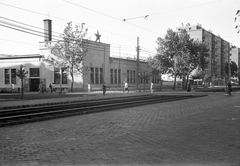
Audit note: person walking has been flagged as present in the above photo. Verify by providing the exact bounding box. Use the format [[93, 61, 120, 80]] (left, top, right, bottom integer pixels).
[[88, 83, 91, 93], [227, 80, 232, 95], [123, 81, 129, 93], [49, 83, 53, 93], [150, 82, 153, 93], [187, 82, 191, 92], [11, 83, 14, 93], [103, 82, 107, 95], [39, 81, 44, 94]]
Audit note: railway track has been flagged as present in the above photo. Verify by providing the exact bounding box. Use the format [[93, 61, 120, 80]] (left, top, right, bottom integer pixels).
[[0, 94, 206, 127]]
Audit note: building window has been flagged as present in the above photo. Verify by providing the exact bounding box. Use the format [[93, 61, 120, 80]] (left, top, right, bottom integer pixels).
[[4, 69, 10, 84], [54, 69, 60, 84], [100, 68, 103, 84], [90, 67, 94, 84], [118, 69, 121, 84], [130, 70, 132, 84], [95, 68, 99, 84], [133, 70, 135, 84], [30, 68, 39, 77], [62, 70, 68, 84], [127, 70, 129, 83], [114, 69, 117, 84], [54, 68, 68, 84], [110, 69, 113, 84], [11, 69, 16, 84]]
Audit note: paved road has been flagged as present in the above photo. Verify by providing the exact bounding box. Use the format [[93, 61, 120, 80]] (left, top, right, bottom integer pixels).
[[0, 92, 240, 166]]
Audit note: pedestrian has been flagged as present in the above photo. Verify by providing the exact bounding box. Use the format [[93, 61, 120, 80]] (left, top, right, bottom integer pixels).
[[150, 82, 153, 93], [88, 83, 91, 93], [39, 81, 44, 94], [52, 83, 55, 93], [187, 82, 191, 92], [227, 80, 232, 95], [103, 82, 107, 95], [123, 81, 129, 93], [11, 83, 14, 93], [49, 83, 53, 93]]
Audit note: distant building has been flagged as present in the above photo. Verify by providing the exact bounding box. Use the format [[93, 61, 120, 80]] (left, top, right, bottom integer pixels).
[[0, 20, 162, 92], [176, 24, 231, 85], [230, 47, 240, 68]]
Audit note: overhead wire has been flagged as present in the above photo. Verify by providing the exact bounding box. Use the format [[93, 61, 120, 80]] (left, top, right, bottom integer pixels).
[[0, 2, 139, 43], [0, 15, 141, 54]]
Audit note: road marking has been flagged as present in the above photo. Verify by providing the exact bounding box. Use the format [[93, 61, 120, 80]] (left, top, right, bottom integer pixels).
[[233, 106, 240, 107]]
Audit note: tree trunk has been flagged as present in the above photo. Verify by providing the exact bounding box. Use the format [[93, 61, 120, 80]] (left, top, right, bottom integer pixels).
[[21, 79, 23, 99], [71, 74, 74, 92], [60, 68, 62, 94], [173, 73, 177, 90], [186, 74, 189, 89]]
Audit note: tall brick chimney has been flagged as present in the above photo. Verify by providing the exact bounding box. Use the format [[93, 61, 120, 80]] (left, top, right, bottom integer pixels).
[[44, 19, 52, 41]]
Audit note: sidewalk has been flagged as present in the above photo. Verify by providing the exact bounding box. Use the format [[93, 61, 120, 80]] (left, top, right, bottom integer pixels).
[[0, 90, 147, 110], [1, 92, 239, 165], [0, 89, 220, 110]]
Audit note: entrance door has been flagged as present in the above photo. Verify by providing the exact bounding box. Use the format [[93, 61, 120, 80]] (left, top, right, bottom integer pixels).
[[29, 79, 39, 91]]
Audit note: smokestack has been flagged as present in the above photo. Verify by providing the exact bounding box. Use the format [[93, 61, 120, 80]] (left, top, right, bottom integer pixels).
[[44, 19, 52, 41]]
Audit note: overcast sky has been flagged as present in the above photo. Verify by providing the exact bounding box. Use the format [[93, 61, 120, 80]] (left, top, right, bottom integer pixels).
[[0, 0, 239, 58]]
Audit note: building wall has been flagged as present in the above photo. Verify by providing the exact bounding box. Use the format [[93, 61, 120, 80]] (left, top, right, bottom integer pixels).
[[176, 24, 230, 84]]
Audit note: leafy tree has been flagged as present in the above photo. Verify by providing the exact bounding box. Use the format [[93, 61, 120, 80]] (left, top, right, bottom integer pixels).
[[154, 29, 200, 89], [196, 40, 210, 81], [155, 29, 181, 89], [225, 61, 238, 77], [16, 65, 28, 98], [44, 22, 88, 92]]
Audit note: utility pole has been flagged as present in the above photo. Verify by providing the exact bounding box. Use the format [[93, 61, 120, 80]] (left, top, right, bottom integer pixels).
[[136, 37, 140, 92], [119, 46, 121, 90]]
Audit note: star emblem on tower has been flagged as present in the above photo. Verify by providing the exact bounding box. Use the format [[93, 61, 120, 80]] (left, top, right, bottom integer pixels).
[[95, 30, 101, 42]]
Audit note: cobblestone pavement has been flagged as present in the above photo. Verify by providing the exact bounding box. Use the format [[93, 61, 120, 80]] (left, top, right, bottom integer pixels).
[[0, 92, 240, 166]]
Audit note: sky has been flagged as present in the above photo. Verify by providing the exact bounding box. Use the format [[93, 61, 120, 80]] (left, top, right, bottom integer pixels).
[[0, 0, 239, 59]]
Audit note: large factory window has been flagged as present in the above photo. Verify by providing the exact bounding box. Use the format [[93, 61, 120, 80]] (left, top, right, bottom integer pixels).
[[11, 69, 16, 84], [90, 67, 94, 84], [30, 68, 39, 77], [110, 69, 113, 84], [95, 68, 99, 84], [118, 69, 121, 84], [100, 68, 103, 84], [4, 69, 10, 84], [54, 68, 67, 84], [114, 69, 117, 84], [127, 70, 129, 83], [133, 71, 135, 84], [130, 70, 132, 84]]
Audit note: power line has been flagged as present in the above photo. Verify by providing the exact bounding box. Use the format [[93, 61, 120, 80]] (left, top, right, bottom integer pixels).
[[0, 2, 139, 44], [0, 19, 61, 40], [63, 0, 161, 36], [122, 0, 224, 21], [0, 37, 39, 46], [0, 16, 142, 53], [0, 16, 61, 35], [0, 15, 155, 55]]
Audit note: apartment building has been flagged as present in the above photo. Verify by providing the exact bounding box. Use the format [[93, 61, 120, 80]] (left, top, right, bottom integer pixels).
[[176, 24, 230, 85]]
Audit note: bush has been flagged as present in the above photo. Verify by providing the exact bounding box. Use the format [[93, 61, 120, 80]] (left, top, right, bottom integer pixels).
[[0, 88, 11, 93]]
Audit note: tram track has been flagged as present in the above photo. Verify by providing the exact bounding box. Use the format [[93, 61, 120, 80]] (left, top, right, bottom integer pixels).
[[0, 94, 206, 127]]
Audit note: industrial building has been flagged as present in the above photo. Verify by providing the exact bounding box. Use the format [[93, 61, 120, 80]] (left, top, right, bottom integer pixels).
[[0, 20, 160, 93]]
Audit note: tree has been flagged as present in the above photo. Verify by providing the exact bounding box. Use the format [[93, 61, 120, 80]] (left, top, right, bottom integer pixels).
[[235, 10, 240, 33], [154, 29, 200, 89], [195, 40, 210, 82], [225, 61, 238, 77], [44, 22, 88, 92], [16, 65, 28, 98]]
